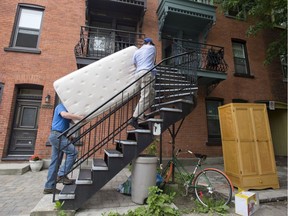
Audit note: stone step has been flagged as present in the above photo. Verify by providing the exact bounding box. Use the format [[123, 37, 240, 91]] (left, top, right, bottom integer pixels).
[[0, 163, 30, 175]]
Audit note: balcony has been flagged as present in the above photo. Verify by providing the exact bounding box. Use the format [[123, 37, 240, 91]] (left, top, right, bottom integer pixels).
[[86, 0, 147, 27], [157, 0, 216, 38], [169, 38, 228, 88], [74, 26, 145, 68]]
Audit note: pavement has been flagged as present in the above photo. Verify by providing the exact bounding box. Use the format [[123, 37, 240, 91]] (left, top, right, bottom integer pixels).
[[0, 157, 287, 216]]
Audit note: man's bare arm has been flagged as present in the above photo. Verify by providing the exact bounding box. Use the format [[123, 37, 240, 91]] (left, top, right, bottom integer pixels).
[[60, 111, 84, 121]]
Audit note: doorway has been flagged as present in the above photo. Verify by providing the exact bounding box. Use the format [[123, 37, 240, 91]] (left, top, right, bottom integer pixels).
[[8, 86, 42, 157]]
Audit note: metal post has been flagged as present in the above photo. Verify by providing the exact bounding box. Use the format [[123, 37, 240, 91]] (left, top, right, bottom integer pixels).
[[159, 133, 162, 164], [172, 123, 175, 183]]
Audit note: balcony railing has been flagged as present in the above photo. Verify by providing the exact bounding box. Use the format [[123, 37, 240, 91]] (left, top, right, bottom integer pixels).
[[170, 38, 228, 72], [74, 26, 145, 59]]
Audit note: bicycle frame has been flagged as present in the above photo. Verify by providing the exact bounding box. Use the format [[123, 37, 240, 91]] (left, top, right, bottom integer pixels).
[[161, 149, 234, 206], [163, 149, 225, 194], [162, 150, 206, 194]]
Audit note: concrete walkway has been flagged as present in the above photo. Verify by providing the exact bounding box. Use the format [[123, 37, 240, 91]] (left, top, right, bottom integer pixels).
[[0, 158, 287, 216]]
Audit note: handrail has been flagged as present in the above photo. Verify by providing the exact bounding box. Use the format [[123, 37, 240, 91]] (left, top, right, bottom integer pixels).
[[58, 50, 193, 139], [55, 49, 198, 179]]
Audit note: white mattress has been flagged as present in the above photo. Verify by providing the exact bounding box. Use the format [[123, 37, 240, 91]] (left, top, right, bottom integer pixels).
[[53, 46, 138, 121]]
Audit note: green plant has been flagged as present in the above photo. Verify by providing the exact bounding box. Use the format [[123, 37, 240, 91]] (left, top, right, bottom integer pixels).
[[143, 186, 180, 216], [193, 198, 230, 215], [54, 201, 67, 216], [103, 186, 180, 216], [145, 138, 159, 156], [29, 155, 41, 161]]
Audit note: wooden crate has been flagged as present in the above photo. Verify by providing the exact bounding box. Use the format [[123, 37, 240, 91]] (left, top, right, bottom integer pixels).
[[218, 103, 279, 190]]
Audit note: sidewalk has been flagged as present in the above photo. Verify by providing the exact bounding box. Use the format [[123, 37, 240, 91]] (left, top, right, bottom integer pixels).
[[0, 157, 286, 216]]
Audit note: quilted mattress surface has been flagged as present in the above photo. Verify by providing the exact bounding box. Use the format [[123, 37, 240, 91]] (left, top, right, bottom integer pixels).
[[53, 46, 138, 121]]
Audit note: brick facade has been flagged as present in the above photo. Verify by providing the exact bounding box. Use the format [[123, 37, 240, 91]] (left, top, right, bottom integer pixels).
[[0, 1, 286, 160]]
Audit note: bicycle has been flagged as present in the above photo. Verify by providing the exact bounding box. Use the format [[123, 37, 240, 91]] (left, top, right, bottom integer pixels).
[[160, 149, 234, 207]]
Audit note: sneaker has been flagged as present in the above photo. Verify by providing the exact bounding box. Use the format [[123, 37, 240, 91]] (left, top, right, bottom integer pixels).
[[43, 188, 61, 194], [128, 117, 140, 129], [57, 175, 73, 185]]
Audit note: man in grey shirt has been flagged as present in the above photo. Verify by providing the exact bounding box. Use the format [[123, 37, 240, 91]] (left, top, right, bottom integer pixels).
[[129, 37, 156, 129]]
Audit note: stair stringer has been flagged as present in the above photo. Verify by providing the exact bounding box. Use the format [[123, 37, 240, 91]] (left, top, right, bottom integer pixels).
[[60, 97, 197, 210]]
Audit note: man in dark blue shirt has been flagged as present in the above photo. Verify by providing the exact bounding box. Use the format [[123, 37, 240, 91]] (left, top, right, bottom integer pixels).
[[44, 103, 84, 194]]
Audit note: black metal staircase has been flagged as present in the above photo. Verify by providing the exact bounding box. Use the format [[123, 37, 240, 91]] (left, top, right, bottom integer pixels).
[[54, 51, 199, 210]]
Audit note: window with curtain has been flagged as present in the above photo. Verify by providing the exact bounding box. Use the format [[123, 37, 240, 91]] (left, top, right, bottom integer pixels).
[[232, 40, 251, 76]]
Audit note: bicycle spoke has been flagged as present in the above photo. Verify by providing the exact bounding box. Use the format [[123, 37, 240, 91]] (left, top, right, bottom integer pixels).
[[194, 169, 232, 207]]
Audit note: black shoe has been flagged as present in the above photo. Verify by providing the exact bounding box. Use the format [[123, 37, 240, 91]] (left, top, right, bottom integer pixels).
[[57, 175, 73, 185], [128, 117, 140, 129], [43, 188, 61, 194]]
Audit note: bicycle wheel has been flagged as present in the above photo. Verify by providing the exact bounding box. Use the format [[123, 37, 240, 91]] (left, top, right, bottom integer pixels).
[[193, 168, 233, 207]]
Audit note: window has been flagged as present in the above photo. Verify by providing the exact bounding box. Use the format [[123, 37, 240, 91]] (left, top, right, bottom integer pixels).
[[272, 9, 287, 29], [224, 3, 246, 20], [280, 54, 287, 82], [205, 98, 223, 145], [6, 4, 44, 52], [232, 40, 251, 76]]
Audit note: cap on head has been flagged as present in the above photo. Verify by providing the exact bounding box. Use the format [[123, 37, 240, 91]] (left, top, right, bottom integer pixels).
[[143, 38, 154, 45]]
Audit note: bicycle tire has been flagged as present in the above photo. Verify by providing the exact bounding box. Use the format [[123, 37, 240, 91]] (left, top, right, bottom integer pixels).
[[193, 168, 233, 207]]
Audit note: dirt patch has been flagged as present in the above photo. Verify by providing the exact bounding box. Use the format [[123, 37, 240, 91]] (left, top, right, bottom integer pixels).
[[173, 193, 196, 213]]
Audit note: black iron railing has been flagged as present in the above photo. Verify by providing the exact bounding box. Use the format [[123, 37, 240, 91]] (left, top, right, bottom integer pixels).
[[170, 38, 228, 72], [74, 26, 145, 59], [55, 50, 198, 179]]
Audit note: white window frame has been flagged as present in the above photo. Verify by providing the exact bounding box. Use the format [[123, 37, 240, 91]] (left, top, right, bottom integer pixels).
[[232, 41, 250, 75], [11, 4, 44, 50]]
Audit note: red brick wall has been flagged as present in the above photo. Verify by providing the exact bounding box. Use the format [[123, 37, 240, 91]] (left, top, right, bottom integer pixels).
[[0, 1, 286, 160], [142, 4, 286, 158], [0, 0, 85, 159], [207, 8, 286, 103]]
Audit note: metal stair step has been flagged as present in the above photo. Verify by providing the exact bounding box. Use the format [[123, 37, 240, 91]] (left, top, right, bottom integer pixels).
[[156, 66, 178, 72], [104, 149, 123, 157], [155, 83, 192, 88], [58, 184, 77, 200], [127, 129, 151, 134], [152, 99, 194, 109], [156, 77, 190, 83], [141, 118, 163, 123], [115, 140, 137, 145], [156, 73, 187, 80], [155, 86, 197, 93], [155, 92, 193, 100], [76, 169, 93, 185], [160, 107, 182, 112], [92, 158, 108, 170]]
